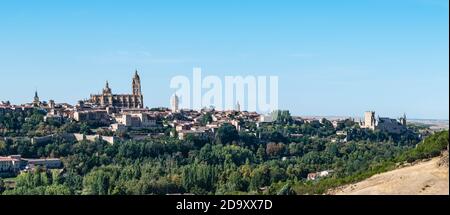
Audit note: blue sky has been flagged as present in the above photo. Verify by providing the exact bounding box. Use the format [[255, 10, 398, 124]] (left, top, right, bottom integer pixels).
[[0, 0, 448, 119]]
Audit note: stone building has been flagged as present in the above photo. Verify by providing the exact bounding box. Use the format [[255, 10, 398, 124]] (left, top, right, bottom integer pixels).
[[114, 112, 157, 128], [362, 111, 377, 130], [361, 111, 408, 134], [377, 117, 407, 134], [73, 109, 110, 124], [89, 71, 144, 109]]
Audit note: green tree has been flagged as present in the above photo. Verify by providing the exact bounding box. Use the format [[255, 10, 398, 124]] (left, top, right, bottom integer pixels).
[[277, 183, 296, 195], [256, 145, 266, 161], [215, 123, 239, 145], [249, 165, 271, 191], [200, 112, 213, 126], [0, 178, 5, 193], [79, 123, 91, 135], [44, 184, 71, 195]]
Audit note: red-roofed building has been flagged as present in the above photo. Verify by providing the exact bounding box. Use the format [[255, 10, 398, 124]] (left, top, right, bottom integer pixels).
[[0, 156, 21, 173]]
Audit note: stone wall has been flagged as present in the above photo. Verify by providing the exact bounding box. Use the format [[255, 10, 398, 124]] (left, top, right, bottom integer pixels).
[[31, 133, 118, 145]]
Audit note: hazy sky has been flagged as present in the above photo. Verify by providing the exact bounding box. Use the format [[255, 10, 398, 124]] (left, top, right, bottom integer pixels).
[[0, 0, 448, 119]]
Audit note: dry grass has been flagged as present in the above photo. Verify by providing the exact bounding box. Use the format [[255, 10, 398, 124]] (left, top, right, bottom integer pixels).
[[330, 157, 449, 195]]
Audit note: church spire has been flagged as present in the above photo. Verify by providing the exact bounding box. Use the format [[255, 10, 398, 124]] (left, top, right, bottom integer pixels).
[[34, 90, 39, 101], [134, 70, 140, 80], [132, 71, 144, 108], [132, 71, 142, 96], [33, 90, 40, 107]]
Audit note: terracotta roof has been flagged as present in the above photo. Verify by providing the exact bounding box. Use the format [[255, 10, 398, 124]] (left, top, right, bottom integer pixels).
[[0, 156, 20, 162]]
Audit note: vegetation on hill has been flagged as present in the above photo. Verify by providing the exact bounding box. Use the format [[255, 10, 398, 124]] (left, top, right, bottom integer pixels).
[[289, 130, 449, 194], [398, 131, 448, 162], [1, 109, 443, 195]]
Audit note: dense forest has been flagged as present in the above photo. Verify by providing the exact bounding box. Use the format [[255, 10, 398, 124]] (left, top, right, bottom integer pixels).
[[0, 109, 447, 195]]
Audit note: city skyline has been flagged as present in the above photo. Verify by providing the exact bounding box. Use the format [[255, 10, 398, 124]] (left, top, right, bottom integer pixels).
[[0, 0, 448, 119], [1, 70, 445, 121]]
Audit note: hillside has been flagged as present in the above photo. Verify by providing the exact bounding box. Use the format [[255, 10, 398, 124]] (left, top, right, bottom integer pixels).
[[329, 154, 449, 195]]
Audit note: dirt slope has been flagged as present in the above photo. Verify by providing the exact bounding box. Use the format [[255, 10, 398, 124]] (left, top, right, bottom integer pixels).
[[330, 157, 449, 195]]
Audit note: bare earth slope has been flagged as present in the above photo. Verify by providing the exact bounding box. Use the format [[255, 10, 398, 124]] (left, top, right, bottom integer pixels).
[[330, 157, 449, 195]]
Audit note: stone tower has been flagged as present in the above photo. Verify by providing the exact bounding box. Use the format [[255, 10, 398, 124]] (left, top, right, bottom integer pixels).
[[33, 91, 40, 107], [132, 70, 144, 108], [364, 111, 376, 130], [400, 113, 407, 126], [132, 71, 142, 96]]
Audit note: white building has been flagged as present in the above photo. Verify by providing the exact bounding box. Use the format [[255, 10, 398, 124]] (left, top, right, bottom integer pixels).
[[171, 94, 180, 113], [0, 156, 21, 173], [259, 115, 274, 123]]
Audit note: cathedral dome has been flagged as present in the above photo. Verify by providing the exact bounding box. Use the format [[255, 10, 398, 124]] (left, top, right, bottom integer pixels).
[[103, 81, 112, 94]]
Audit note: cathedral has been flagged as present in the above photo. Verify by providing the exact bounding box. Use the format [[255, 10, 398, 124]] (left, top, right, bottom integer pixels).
[[89, 71, 144, 109]]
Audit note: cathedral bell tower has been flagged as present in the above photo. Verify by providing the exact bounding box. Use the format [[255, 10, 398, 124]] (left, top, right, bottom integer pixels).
[[33, 90, 40, 107], [132, 70, 144, 108], [132, 70, 142, 96]]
